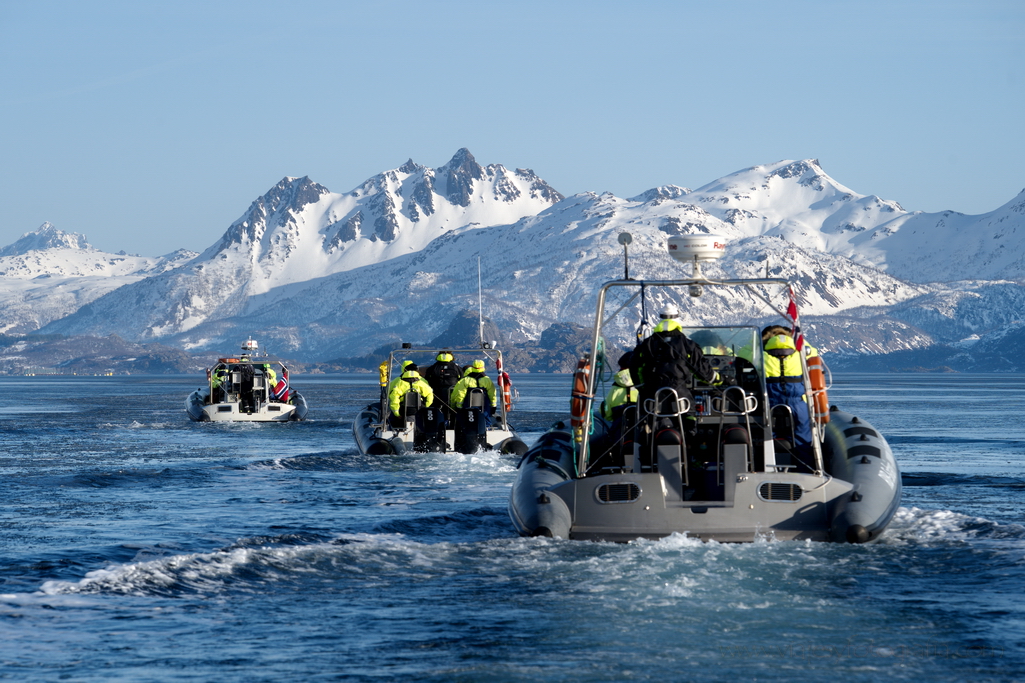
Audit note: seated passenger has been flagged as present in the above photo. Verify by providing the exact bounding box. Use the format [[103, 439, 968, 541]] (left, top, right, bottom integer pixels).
[[629, 305, 717, 413], [601, 353, 638, 422], [689, 330, 728, 356], [261, 363, 277, 391], [423, 351, 462, 421], [450, 360, 497, 426], [210, 365, 230, 403], [388, 362, 434, 429]]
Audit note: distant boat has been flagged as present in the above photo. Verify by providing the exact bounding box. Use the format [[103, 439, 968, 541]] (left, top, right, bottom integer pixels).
[[353, 346, 528, 456], [185, 338, 308, 422], [509, 234, 901, 543]]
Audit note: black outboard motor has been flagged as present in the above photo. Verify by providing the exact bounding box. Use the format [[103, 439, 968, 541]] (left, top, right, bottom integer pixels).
[[455, 388, 488, 453], [414, 406, 446, 452]]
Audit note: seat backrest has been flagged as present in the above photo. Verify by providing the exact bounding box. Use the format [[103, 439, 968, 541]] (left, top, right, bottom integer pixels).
[[771, 404, 795, 441], [403, 391, 423, 417], [465, 387, 485, 409]]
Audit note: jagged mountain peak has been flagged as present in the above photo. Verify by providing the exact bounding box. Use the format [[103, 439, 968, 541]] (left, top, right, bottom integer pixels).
[[0, 222, 93, 256], [398, 158, 423, 174], [630, 185, 692, 203], [210, 176, 330, 254], [436, 147, 485, 207]]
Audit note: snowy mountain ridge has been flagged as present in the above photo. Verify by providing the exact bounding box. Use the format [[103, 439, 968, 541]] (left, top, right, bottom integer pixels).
[[0, 222, 197, 334], [6, 152, 1025, 366]]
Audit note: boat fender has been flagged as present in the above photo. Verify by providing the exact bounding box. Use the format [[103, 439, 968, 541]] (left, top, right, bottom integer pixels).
[[807, 354, 830, 425], [846, 524, 870, 544], [532, 492, 571, 539], [499, 437, 529, 457], [570, 358, 592, 435]]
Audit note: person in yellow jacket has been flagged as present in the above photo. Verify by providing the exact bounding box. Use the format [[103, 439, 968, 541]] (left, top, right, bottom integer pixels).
[[601, 353, 639, 421], [388, 363, 433, 427], [261, 363, 277, 388], [387, 360, 415, 393], [210, 365, 230, 403], [762, 326, 818, 455], [450, 360, 497, 425]]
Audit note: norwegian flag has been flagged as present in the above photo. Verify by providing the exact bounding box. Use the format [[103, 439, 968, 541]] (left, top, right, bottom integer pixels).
[[271, 366, 290, 401], [786, 287, 805, 351]]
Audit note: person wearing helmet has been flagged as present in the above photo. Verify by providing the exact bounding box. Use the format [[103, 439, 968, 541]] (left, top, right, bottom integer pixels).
[[387, 360, 416, 393], [387, 362, 434, 428], [688, 330, 728, 356], [629, 304, 716, 411], [763, 328, 819, 458], [423, 350, 462, 420], [450, 359, 498, 425], [261, 363, 277, 387], [210, 364, 231, 403], [601, 352, 639, 421]]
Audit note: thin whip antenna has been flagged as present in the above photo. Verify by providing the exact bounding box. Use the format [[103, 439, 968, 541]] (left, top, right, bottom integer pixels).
[[478, 256, 485, 348]]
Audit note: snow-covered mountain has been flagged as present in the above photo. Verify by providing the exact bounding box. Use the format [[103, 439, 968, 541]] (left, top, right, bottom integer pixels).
[[0, 223, 196, 334], [159, 189, 938, 360], [650, 159, 1025, 283], [14, 155, 1025, 367], [40, 149, 563, 340]]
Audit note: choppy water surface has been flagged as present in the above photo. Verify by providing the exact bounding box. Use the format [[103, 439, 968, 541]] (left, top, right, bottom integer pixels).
[[1, 373, 1023, 681]]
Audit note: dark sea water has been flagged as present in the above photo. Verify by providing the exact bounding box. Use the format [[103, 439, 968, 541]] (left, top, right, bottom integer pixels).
[[1, 373, 1023, 682]]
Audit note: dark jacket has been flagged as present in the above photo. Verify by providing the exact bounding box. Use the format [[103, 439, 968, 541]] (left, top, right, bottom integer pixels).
[[423, 359, 463, 404], [629, 322, 715, 403]]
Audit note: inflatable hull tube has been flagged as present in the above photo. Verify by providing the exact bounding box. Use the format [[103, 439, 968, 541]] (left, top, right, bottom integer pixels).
[[353, 404, 399, 455], [496, 436, 529, 457], [508, 429, 576, 538], [823, 408, 902, 543]]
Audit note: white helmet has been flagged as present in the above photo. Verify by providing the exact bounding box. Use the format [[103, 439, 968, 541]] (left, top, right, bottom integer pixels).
[[660, 303, 681, 319]]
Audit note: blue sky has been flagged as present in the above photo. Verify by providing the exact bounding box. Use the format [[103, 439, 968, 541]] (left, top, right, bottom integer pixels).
[[1, 0, 1022, 256]]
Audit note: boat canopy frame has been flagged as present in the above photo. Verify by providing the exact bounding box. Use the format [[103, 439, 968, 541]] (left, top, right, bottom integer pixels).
[[578, 275, 825, 478]]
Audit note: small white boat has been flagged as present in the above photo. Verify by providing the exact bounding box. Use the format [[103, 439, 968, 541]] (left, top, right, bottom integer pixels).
[[353, 346, 528, 456], [185, 338, 308, 422], [509, 234, 901, 543]]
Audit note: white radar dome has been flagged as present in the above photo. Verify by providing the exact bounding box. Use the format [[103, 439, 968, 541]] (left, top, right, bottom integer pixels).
[[667, 235, 727, 263]]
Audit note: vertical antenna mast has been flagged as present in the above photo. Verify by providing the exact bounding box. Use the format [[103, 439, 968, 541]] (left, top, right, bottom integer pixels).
[[618, 232, 632, 279], [478, 256, 485, 348]]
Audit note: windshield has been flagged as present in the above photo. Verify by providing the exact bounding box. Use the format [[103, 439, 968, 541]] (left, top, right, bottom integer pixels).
[[681, 326, 763, 373]]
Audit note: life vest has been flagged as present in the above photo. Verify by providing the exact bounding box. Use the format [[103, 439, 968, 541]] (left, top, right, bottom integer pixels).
[[764, 334, 803, 380]]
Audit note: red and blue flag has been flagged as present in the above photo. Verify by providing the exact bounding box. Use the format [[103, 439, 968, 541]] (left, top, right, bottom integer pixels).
[[271, 366, 289, 401]]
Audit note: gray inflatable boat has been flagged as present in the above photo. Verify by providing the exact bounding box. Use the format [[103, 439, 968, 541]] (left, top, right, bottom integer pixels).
[[509, 235, 901, 543]]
